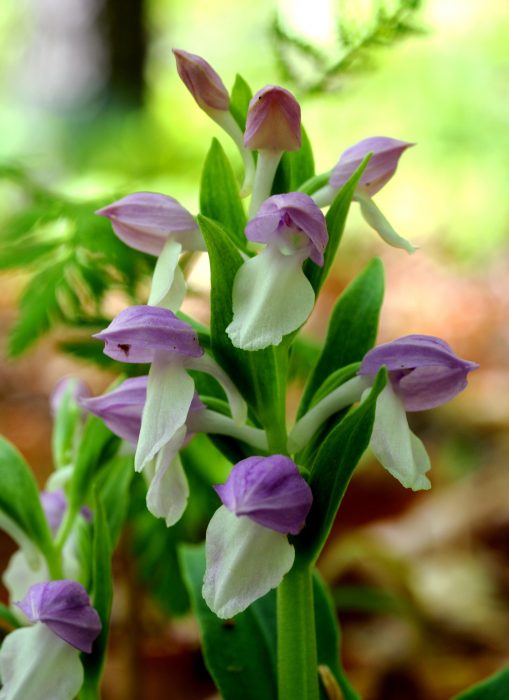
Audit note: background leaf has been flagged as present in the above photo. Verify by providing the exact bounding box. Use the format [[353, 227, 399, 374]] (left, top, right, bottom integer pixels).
[[453, 667, 509, 699]]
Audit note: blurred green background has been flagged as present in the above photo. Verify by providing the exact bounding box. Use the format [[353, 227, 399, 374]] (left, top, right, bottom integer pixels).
[[0, 1, 508, 699]]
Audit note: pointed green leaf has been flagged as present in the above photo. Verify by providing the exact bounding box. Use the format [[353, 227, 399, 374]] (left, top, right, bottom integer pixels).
[[453, 667, 509, 699], [230, 74, 253, 131], [296, 368, 387, 563], [274, 126, 315, 193], [298, 257, 384, 417], [304, 155, 371, 294], [200, 139, 247, 249], [0, 437, 53, 555], [81, 492, 113, 698]]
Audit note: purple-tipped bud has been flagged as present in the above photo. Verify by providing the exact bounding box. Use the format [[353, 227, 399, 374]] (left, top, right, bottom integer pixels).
[[173, 48, 230, 112], [50, 378, 90, 416], [330, 137, 414, 196], [245, 192, 327, 265], [80, 376, 148, 444], [215, 455, 313, 535], [93, 305, 204, 364], [244, 85, 301, 152], [96, 192, 198, 257], [359, 334, 479, 411], [16, 581, 102, 653]]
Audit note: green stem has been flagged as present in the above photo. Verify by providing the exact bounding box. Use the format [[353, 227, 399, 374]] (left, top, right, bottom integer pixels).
[[277, 563, 319, 700], [54, 504, 78, 553]]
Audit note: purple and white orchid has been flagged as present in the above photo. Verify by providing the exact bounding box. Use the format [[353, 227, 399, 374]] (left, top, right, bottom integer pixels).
[[226, 193, 328, 350], [0, 581, 101, 700], [312, 136, 416, 253], [97, 192, 205, 311], [203, 455, 312, 618], [289, 335, 478, 490]]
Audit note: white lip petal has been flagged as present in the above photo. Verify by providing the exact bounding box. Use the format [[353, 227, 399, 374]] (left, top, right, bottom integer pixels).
[[0, 625, 83, 700], [148, 239, 185, 311], [134, 355, 194, 473], [369, 383, 431, 491], [202, 506, 295, 619], [226, 246, 315, 351], [355, 192, 416, 254], [146, 426, 189, 526]]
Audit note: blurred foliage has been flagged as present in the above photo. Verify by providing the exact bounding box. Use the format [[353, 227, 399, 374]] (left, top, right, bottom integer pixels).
[[274, 0, 424, 92]]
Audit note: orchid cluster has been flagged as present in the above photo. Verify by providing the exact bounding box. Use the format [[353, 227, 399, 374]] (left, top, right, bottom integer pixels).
[[0, 49, 479, 700]]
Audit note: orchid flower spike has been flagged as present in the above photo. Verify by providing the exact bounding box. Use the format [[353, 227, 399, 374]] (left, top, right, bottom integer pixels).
[[290, 335, 478, 490], [312, 137, 416, 253], [0, 581, 101, 700], [172, 49, 255, 195], [203, 455, 312, 618], [226, 193, 327, 350], [245, 85, 301, 217], [97, 192, 205, 311], [94, 306, 247, 517]]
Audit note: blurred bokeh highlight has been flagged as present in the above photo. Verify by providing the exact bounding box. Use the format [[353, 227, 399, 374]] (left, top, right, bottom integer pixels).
[[1, 0, 509, 698]]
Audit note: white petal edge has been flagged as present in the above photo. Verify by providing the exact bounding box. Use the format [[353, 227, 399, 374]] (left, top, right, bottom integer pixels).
[[146, 426, 189, 526], [0, 625, 83, 700], [226, 246, 315, 351], [368, 383, 431, 491], [148, 239, 186, 311], [134, 355, 194, 472], [355, 191, 416, 254], [202, 506, 295, 619]]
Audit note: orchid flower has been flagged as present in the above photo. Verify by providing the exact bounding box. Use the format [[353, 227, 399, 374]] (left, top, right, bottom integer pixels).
[[172, 49, 255, 195], [81, 377, 266, 526], [203, 455, 312, 618], [97, 192, 205, 311], [226, 193, 328, 351], [244, 85, 301, 217], [289, 335, 479, 490], [94, 306, 248, 521], [312, 137, 416, 253], [0, 581, 101, 700]]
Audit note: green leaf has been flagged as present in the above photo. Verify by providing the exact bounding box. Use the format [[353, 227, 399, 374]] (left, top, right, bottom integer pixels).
[[81, 492, 113, 698], [51, 379, 84, 470], [298, 257, 384, 417], [69, 416, 119, 514], [200, 139, 247, 249], [0, 603, 22, 631], [309, 363, 362, 409], [230, 74, 253, 131], [453, 667, 509, 699], [94, 454, 133, 548], [180, 543, 278, 700], [304, 155, 371, 295], [197, 215, 284, 432], [0, 437, 53, 555], [274, 126, 315, 193], [180, 546, 359, 700], [313, 572, 361, 700], [296, 368, 387, 563]]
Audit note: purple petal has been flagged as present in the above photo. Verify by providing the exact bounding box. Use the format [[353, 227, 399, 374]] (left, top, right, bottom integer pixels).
[[245, 193, 328, 265], [215, 455, 313, 535], [80, 376, 148, 444], [244, 85, 301, 152], [96, 192, 198, 256], [359, 334, 479, 411], [16, 581, 102, 653], [93, 306, 204, 363], [40, 490, 68, 535], [50, 378, 90, 416], [173, 49, 230, 111], [330, 137, 414, 196]]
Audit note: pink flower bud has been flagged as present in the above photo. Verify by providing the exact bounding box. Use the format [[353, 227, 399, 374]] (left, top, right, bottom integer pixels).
[[244, 85, 301, 152], [172, 49, 229, 112]]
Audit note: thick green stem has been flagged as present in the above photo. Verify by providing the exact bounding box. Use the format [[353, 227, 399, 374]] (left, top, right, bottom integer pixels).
[[277, 563, 319, 700]]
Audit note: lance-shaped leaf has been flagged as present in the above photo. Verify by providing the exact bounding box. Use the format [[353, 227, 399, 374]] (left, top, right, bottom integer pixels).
[[304, 155, 370, 294], [453, 666, 509, 699], [200, 139, 247, 249], [0, 438, 53, 557], [298, 257, 384, 418], [295, 369, 387, 564], [230, 74, 253, 131], [273, 126, 315, 194]]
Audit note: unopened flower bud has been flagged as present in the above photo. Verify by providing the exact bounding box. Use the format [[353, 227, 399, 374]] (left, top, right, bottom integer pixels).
[[244, 85, 301, 152], [172, 48, 229, 112]]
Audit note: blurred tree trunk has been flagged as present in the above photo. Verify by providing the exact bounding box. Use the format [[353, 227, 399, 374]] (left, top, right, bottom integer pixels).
[[100, 0, 148, 108]]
